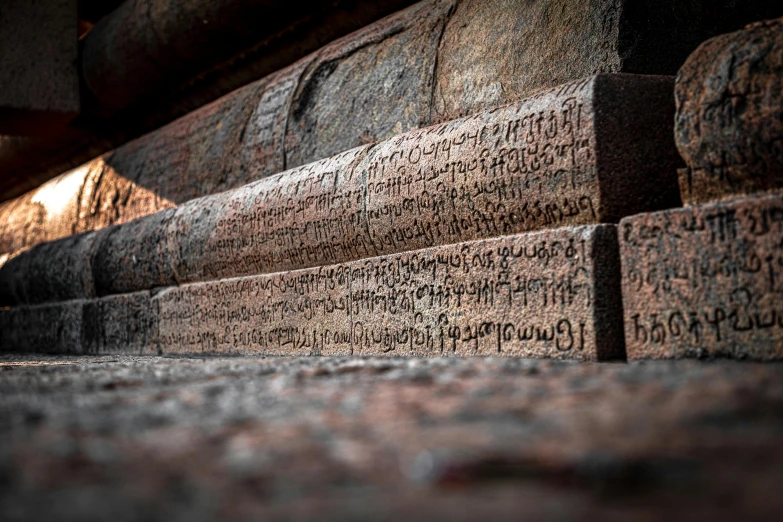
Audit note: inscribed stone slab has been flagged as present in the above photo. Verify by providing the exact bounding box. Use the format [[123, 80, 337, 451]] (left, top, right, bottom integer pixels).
[[161, 74, 678, 289], [156, 225, 623, 360], [0, 301, 84, 354], [620, 192, 783, 360], [81, 291, 157, 355]]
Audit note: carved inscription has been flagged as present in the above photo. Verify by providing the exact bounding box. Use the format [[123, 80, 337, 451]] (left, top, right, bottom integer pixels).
[[620, 192, 783, 360], [170, 77, 601, 284], [157, 225, 623, 360], [82, 292, 156, 354]]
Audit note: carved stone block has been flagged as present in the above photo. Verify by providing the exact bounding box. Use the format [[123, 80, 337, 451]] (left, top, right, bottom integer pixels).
[[81, 291, 157, 354], [0, 74, 680, 305], [92, 209, 178, 296], [158, 74, 679, 291], [5, 0, 780, 253], [620, 192, 783, 360], [675, 18, 783, 205], [156, 225, 624, 360]]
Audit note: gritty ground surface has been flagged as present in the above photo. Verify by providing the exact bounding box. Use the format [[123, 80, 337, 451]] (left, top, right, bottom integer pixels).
[[1, 354, 782, 521]]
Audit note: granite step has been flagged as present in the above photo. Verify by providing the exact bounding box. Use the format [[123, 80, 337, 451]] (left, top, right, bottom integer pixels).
[[0, 224, 623, 360]]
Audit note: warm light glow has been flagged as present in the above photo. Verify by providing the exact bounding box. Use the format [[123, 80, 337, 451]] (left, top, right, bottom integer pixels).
[[30, 163, 92, 218]]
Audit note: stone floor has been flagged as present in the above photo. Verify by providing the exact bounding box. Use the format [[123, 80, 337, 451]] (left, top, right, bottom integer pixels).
[[1, 354, 782, 521]]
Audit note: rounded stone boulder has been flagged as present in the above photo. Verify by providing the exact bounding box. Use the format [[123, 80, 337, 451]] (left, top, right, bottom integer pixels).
[[675, 17, 783, 205]]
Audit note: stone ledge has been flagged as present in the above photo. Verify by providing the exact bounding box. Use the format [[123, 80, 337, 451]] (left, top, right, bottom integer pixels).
[[1, 224, 624, 361], [620, 191, 783, 360], [5, 0, 780, 252]]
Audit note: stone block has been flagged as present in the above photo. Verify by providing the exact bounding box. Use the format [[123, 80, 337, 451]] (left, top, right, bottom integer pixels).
[[7, 0, 781, 255], [433, 0, 783, 124], [82, 291, 157, 354], [0, 300, 84, 354], [0, 0, 79, 134], [284, 0, 452, 168], [161, 74, 680, 289], [92, 208, 178, 296], [0, 230, 105, 306], [620, 192, 783, 360], [675, 17, 783, 205], [0, 74, 680, 304], [156, 225, 624, 360]]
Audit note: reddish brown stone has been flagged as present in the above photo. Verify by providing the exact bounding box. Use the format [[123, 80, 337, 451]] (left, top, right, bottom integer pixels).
[[0, 74, 680, 304], [675, 18, 783, 205], [284, 0, 452, 168], [156, 225, 624, 360], [2, 355, 783, 520], [620, 192, 783, 360], [0, 165, 92, 254]]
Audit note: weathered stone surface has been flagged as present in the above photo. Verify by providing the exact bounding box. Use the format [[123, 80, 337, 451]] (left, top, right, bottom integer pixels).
[[0, 301, 84, 354], [0, 164, 92, 255], [675, 18, 783, 205], [92, 209, 178, 297], [0, 75, 680, 304], [0, 230, 105, 307], [156, 225, 623, 360], [284, 0, 452, 168], [81, 292, 157, 355], [7, 0, 777, 254], [2, 355, 783, 521], [166, 147, 369, 285], [432, 0, 619, 123], [0, 0, 79, 134], [620, 192, 783, 360], [0, 292, 157, 355], [156, 74, 681, 290], [0, 1, 421, 203], [80, 0, 419, 113]]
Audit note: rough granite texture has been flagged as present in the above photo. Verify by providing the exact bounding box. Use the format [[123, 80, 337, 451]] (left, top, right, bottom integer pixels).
[[0, 292, 157, 356], [0, 75, 681, 304], [0, 354, 782, 521], [92, 209, 179, 297], [620, 192, 783, 360], [156, 225, 623, 361], [675, 17, 783, 205], [0, 0, 79, 134], [4, 0, 777, 254]]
